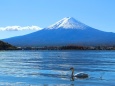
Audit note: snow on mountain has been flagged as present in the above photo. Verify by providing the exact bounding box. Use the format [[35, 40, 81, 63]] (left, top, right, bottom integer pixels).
[[47, 17, 88, 29]]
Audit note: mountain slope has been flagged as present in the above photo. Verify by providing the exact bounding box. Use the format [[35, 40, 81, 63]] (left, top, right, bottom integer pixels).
[[2, 17, 115, 47]]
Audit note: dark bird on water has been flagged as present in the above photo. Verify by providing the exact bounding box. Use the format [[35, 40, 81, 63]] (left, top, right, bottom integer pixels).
[[70, 67, 88, 80]]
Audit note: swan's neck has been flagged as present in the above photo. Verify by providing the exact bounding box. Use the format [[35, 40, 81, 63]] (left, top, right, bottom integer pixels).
[[71, 69, 74, 77]]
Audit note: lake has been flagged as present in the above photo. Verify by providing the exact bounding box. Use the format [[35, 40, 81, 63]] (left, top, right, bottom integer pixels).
[[0, 50, 115, 86]]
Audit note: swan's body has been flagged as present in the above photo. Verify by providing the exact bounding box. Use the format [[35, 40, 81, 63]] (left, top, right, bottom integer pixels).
[[74, 72, 88, 78], [70, 67, 88, 79]]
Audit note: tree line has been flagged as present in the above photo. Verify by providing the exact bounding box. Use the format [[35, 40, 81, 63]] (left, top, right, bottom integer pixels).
[[0, 40, 17, 50]]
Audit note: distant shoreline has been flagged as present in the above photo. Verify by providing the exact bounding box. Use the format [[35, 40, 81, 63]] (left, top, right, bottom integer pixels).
[[16, 45, 115, 50]]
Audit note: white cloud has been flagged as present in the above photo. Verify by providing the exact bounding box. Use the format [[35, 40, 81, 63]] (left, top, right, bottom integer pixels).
[[0, 26, 42, 31]]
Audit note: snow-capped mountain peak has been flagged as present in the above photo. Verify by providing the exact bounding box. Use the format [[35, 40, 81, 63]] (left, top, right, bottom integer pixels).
[[47, 17, 88, 29], [3, 17, 115, 47]]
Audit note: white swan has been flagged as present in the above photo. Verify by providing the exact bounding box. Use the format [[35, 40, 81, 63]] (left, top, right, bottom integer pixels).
[[70, 67, 88, 79]]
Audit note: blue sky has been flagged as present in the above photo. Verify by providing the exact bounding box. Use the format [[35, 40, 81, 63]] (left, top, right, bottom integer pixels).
[[0, 0, 115, 39]]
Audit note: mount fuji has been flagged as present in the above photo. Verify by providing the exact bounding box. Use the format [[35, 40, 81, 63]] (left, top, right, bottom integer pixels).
[[2, 17, 115, 47]]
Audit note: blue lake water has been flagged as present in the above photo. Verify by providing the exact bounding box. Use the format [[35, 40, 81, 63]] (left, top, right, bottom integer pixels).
[[0, 50, 115, 86]]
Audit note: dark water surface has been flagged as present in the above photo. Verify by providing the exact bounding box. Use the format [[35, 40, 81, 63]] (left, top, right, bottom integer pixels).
[[0, 50, 115, 86]]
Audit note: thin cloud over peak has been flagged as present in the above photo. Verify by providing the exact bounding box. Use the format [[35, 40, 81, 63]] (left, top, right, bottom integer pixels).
[[0, 26, 42, 31]]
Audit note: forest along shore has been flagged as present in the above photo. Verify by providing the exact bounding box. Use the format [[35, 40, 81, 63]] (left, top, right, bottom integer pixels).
[[0, 40, 17, 50], [17, 45, 115, 50]]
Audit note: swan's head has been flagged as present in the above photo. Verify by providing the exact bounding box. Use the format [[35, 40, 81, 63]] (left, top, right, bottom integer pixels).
[[70, 67, 74, 71]]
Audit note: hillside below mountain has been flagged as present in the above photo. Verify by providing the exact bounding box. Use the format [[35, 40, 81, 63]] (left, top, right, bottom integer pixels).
[[0, 40, 17, 50]]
